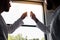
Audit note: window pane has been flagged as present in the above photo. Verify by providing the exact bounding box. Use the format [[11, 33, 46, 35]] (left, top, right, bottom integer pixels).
[[10, 27, 44, 40], [2, 2, 45, 40], [2, 2, 44, 25]]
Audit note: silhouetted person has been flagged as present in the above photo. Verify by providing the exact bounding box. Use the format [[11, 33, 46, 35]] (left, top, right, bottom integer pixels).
[[0, 0, 27, 40], [30, 6, 60, 40], [30, 0, 60, 40]]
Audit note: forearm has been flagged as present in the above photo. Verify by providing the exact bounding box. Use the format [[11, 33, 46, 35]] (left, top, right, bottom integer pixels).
[[33, 18, 38, 23], [34, 18, 50, 34], [8, 18, 24, 33], [37, 22, 50, 34]]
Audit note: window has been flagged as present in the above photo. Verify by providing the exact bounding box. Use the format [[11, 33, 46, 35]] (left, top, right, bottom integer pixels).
[[2, 2, 45, 40]]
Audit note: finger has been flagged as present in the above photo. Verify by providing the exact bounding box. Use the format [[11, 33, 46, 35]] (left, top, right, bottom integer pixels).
[[24, 13, 27, 17], [22, 12, 27, 16], [30, 11, 33, 16], [22, 12, 27, 15], [30, 11, 31, 16]]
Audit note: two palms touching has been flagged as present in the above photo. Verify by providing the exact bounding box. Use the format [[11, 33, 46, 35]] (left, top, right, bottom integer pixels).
[[21, 11, 37, 20]]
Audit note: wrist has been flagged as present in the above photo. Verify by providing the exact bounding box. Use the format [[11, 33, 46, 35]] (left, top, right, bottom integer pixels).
[[33, 18, 38, 23], [20, 18, 23, 20]]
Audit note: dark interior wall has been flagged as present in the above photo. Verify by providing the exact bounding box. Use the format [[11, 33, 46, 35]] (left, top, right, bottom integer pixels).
[[47, 0, 53, 10], [47, 0, 60, 10]]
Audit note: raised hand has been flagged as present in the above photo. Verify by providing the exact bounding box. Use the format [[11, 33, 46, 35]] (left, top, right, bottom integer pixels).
[[30, 11, 37, 20], [30, 11, 38, 23], [20, 12, 27, 20]]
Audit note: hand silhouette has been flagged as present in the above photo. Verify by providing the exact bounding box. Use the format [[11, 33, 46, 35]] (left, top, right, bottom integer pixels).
[[20, 12, 27, 20]]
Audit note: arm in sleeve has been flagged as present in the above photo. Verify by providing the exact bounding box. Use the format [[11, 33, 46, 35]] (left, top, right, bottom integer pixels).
[[34, 18, 50, 34], [36, 21, 50, 34], [7, 18, 24, 33]]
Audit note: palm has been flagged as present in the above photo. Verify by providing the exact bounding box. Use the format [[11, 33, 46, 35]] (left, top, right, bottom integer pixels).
[[30, 11, 36, 20], [20, 12, 27, 20]]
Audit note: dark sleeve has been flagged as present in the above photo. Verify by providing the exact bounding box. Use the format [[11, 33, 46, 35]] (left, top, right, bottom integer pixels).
[[36, 20, 50, 34], [7, 18, 24, 33]]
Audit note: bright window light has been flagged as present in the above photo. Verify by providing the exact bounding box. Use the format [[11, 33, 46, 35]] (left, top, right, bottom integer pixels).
[[2, 2, 43, 25], [2, 2, 45, 40]]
